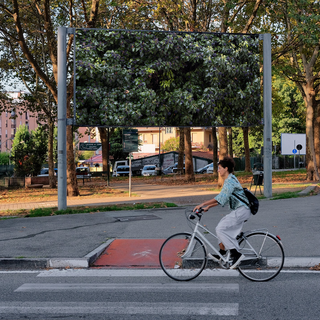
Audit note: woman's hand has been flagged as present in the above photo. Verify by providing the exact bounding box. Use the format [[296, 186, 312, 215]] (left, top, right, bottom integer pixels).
[[193, 205, 210, 212], [193, 205, 202, 212]]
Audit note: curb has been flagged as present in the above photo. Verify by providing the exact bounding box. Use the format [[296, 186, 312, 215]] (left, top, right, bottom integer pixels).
[[298, 185, 317, 196], [0, 239, 114, 270], [0, 255, 319, 271]]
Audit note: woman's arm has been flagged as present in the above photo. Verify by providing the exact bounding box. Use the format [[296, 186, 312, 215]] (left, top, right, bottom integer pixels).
[[193, 198, 219, 212]]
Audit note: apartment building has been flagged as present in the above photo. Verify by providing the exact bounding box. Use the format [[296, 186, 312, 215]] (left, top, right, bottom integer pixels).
[[0, 92, 38, 153]]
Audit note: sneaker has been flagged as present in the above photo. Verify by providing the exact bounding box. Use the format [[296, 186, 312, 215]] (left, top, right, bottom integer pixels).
[[230, 252, 245, 269]]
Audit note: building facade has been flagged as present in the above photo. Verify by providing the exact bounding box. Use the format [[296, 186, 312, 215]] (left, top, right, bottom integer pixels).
[[0, 92, 38, 153], [138, 127, 214, 152]]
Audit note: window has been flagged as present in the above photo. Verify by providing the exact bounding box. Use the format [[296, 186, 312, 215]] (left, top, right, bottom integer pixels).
[[165, 127, 173, 134], [5, 120, 8, 128], [209, 134, 211, 143]]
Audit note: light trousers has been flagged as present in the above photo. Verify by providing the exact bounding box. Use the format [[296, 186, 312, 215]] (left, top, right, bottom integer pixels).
[[215, 206, 251, 251]]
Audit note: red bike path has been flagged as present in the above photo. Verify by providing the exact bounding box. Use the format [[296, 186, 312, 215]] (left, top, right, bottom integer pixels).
[[92, 239, 166, 268]]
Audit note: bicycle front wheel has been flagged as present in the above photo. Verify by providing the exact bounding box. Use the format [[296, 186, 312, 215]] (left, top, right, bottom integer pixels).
[[238, 232, 285, 282], [159, 232, 207, 281]]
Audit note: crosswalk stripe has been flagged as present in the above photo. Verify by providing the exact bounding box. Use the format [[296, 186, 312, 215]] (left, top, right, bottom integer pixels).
[[0, 302, 238, 316], [15, 282, 239, 292], [38, 268, 239, 277]]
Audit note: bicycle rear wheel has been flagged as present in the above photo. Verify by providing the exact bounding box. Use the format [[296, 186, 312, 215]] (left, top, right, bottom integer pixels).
[[238, 232, 285, 282], [159, 232, 207, 281]]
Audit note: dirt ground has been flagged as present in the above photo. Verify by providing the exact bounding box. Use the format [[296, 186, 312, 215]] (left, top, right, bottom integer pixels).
[[0, 170, 318, 204]]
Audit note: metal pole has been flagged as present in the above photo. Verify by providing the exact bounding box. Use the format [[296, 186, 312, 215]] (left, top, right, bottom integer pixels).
[[293, 140, 296, 169], [57, 27, 67, 210], [129, 154, 132, 197], [263, 34, 272, 198], [159, 127, 161, 172]]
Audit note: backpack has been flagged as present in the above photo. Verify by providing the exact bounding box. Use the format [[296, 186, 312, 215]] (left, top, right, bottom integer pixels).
[[232, 188, 259, 215]]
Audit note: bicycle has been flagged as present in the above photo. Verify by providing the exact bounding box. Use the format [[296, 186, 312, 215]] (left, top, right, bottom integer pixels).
[[159, 208, 285, 282]]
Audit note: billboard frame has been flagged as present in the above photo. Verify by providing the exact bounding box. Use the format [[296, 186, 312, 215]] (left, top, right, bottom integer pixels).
[[57, 28, 272, 210]]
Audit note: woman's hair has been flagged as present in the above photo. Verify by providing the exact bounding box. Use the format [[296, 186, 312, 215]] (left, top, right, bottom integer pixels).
[[218, 156, 235, 173]]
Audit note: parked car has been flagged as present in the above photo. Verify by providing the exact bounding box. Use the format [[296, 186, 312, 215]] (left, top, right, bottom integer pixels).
[[113, 165, 130, 177], [37, 168, 57, 177], [76, 166, 91, 178], [162, 164, 175, 175], [141, 165, 158, 176], [195, 163, 212, 174], [172, 162, 185, 174], [206, 163, 214, 174], [37, 168, 49, 176], [112, 160, 129, 177]]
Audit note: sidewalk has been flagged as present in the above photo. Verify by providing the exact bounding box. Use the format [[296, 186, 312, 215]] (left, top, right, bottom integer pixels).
[[0, 183, 319, 270]]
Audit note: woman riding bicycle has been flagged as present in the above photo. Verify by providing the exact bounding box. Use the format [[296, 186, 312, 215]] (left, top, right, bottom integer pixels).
[[193, 156, 251, 269]]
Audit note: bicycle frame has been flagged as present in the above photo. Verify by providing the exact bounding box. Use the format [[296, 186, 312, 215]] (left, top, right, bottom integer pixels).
[[182, 217, 272, 266], [159, 211, 285, 282], [182, 220, 231, 264]]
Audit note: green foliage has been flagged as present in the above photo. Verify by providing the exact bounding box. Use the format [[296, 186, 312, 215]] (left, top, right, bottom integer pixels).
[[75, 30, 261, 127], [271, 191, 301, 200], [10, 125, 48, 177], [162, 137, 180, 152], [79, 151, 95, 161], [109, 128, 130, 163], [0, 152, 10, 165]]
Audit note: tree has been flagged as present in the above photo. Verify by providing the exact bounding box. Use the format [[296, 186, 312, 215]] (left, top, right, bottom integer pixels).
[[218, 127, 228, 186], [178, 128, 185, 174], [212, 127, 218, 176], [162, 137, 179, 152], [184, 127, 194, 182], [11, 125, 47, 177], [0, 0, 111, 195], [242, 127, 251, 172], [109, 128, 129, 165], [269, 0, 320, 180], [78, 151, 95, 161], [0, 152, 10, 165]]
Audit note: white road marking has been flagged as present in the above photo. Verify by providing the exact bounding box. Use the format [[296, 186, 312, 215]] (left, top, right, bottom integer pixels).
[[38, 268, 239, 277], [15, 282, 239, 292], [0, 302, 238, 316]]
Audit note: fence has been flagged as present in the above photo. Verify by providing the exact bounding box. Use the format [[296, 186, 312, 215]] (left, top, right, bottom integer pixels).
[[0, 177, 25, 188], [234, 155, 306, 171]]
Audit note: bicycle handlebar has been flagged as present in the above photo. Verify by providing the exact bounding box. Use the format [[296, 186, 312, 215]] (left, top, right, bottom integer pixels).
[[189, 208, 204, 220]]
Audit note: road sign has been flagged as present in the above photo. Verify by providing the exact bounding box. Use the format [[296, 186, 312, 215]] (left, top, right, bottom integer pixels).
[[292, 149, 297, 154], [123, 129, 138, 153], [79, 142, 102, 151], [296, 144, 302, 151], [281, 133, 306, 155]]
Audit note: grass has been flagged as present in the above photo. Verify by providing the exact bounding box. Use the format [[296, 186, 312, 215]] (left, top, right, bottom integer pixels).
[[270, 191, 301, 200], [11, 202, 178, 218]]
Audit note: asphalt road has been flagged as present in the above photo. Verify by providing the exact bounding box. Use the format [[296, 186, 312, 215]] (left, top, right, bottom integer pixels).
[[0, 269, 319, 319]]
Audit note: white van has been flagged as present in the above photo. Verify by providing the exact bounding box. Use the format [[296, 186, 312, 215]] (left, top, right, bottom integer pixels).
[[114, 165, 130, 177], [112, 160, 128, 177]]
